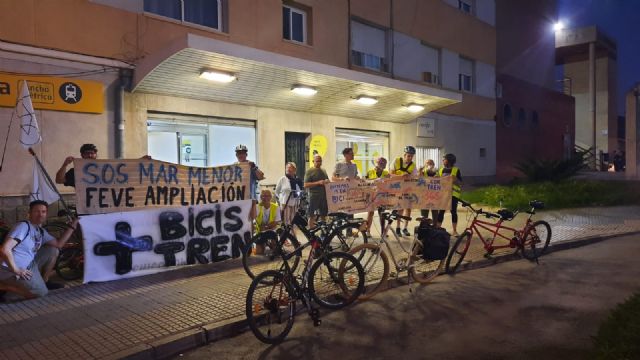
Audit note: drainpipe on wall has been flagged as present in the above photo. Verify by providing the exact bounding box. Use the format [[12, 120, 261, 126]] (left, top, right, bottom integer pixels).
[[115, 69, 132, 159]]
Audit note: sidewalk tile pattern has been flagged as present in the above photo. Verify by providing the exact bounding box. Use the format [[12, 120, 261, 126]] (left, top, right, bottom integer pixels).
[[1, 206, 639, 359]]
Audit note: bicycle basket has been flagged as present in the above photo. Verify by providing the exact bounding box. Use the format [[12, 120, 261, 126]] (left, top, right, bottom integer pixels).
[[416, 224, 450, 260]]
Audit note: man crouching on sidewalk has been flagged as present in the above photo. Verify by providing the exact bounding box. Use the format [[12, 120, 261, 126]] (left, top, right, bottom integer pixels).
[[0, 200, 79, 301]]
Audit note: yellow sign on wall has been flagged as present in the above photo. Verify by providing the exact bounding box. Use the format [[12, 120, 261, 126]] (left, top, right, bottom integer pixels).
[[0, 73, 104, 114]]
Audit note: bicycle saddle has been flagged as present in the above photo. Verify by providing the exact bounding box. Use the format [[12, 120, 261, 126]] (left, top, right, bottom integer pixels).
[[497, 209, 514, 220], [529, 200, 545, 209]]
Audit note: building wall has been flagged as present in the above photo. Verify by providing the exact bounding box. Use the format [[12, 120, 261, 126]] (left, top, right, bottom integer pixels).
[[564, 56, 617, 153], [124, 92, 414, 187], [0, 54, 120, 196], [496, 74, 575, 180], [416, 112, 496, 181]]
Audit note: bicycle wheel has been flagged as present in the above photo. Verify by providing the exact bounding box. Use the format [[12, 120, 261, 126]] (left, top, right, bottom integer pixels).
[[348, 243, 389, 300], [408, 241, 445, 284], [325, 223, 368, 254], [445, 231, 472, 274], [44, 223, 82, 245], [55, 246, 84, 281], [246, 270, 296, 344], [530, 220, 552, 255], [521, 221, 551, 260], [242, 231, 301, 284], [309, 251, 365, 309]]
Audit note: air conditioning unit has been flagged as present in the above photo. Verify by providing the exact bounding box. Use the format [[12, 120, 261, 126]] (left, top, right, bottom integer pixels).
[[422, 72, 439, 85]]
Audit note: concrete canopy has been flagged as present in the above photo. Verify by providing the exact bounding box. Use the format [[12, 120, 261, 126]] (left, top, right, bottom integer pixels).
[[133, 34, 461, 123]]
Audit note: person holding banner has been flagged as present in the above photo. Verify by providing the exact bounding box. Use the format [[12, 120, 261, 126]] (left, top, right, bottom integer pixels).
[[419, 159, 440, 223], [304, 155, 330, 228], [365, 157, 390, 235], [332, 147, 359, 181], [437, 153, 463, 235], [235, 144, 265, 201], [55, 143, 98, 187], [252, 190, 282, 255], [0, 200, 79, 301], [391, 146, 418, 237], [275, 162, 304, 225]]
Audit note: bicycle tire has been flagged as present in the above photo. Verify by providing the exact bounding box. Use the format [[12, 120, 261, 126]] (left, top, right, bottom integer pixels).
[[348, 243, 389, 300], [521, 220, 551, 260], [242, 231, 301, 284], [246, 270, 296, 344], [445, 231, 472, 274], [325, 223, 368, 254], [408, 241, 445, 284], [55, 246, 84, 281], [308, 251, 365, 309], [531, 220, 552, 255]]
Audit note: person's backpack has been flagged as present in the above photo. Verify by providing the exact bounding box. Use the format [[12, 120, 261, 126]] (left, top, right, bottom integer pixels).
[[416, 222, 450, 260]]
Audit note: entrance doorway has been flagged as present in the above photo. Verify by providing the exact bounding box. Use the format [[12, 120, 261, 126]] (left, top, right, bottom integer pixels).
[[285, 132, 309, 178]]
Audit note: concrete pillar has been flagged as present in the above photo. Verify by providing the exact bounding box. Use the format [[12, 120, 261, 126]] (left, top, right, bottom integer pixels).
[[626, 85, 639, 178], [589, 42, 597, 170]]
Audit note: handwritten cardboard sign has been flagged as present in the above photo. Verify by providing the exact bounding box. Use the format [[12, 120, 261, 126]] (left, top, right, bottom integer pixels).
[[79, 200, 252, 283], [74, 159, 250, 214], [325, 176, 452, 214]]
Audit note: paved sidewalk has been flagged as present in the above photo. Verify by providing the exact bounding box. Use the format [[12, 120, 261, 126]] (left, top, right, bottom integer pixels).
[[1, 206, 640, 360]]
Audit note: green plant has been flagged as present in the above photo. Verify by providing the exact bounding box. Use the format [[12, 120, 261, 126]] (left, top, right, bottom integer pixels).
[[515, 149, 589, 182], [463, 180, 640, 210], [591, 292, 640, 359]]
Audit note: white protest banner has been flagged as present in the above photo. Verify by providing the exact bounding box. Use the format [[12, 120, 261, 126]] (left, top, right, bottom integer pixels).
[[74, 159, 250, 214], [80, 200, 252, 283], [326, 176, 452, 213]]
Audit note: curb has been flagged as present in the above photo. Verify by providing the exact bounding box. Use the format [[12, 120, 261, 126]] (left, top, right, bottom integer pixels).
[[116, 230, 640, 359]]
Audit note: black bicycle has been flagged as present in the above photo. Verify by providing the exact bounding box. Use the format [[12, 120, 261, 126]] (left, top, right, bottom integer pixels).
[[245, 198, 366, 344], [242, 191, 368, 282]]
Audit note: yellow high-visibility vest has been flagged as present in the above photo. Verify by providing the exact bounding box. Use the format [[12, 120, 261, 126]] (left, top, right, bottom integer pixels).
[[393, 157, 415, 175], [367, 168, 389, 179], [256, 202, 278, 233], [439, 167, 461, 198]]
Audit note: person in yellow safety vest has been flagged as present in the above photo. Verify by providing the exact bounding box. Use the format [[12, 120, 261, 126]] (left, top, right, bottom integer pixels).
[[390, 146, 418, 236], [365, 157, 390, 235], [253, 190, 281, 255], [436, 153, 463, 235]]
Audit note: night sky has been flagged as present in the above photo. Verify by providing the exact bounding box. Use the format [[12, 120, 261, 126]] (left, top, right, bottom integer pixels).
[[558, 0, 640, 115]]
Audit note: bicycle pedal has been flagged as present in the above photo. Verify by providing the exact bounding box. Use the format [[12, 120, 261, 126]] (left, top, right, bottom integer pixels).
[[313, 319, 322, 327], [389, 272, 397, 278], [483, 253, 494, 260]]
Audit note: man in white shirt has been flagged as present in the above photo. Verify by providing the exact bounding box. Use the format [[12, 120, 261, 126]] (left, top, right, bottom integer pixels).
[[0, 200, 79, 301]]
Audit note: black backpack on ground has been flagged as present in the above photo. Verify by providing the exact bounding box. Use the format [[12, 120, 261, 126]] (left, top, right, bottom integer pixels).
[[415, 222, 451, 260]]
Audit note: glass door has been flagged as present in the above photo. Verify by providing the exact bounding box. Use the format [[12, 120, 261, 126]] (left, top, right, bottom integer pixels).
[[179, 133, 207, 167]]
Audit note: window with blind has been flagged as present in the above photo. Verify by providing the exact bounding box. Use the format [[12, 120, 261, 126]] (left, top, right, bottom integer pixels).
[[351, 20, 388, 72], [459, 57, 474, 92], [144, 0, 224, 31], [415, 147, 443, 172]]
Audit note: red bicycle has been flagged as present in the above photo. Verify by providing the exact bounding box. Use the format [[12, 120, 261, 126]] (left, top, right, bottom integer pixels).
[[445, 199, 551, 274]]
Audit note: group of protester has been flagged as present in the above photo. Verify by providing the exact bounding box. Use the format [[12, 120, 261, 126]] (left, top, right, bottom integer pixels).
[[1, 142, 462, 301]]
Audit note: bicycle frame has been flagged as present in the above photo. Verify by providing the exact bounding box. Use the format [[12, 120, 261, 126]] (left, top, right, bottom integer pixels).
[[375, 209, 421, 273], [464, 210, 536, 254]]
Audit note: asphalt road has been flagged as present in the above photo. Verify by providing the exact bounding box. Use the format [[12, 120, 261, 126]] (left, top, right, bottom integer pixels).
[[177, 234, 640, 360]]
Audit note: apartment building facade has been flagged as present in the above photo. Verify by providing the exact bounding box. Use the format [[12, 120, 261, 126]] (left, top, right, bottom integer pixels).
[[0, 0, 498, 217]]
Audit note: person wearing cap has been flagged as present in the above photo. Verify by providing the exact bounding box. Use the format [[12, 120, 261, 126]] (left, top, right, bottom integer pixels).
[[0, 200, 79, 301], [391, 146, 418, 236], [55, 144, 151, 188], [55, 143, 98, 187], [365, 157, 389, 235], [437, 153, 463, 235], [234, 144, 265, 202]]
